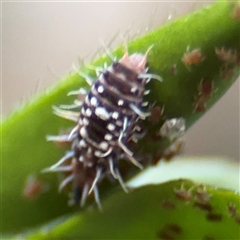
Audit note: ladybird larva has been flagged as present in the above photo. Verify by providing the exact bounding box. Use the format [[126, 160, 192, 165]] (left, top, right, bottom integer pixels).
[[43, 47, 161, 209]]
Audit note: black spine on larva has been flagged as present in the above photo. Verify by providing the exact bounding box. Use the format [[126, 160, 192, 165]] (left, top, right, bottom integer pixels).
[[45, 52, 151, 209]]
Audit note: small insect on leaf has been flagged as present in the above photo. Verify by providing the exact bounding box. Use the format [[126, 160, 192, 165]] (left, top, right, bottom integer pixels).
[[182, 48, 205, 67], [215, 47, 237, 64], [23, 175, 48, 200], [159, 118, 186, 142], [43, 45, 162, 209], [193, 79, 213, 112], [149, 105, 164, 124], [228, 203, 237, 217], [174, 184, 192, 202]]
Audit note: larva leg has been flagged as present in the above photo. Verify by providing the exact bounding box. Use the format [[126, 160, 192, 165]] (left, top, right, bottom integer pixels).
[[114, 168, 129, 193], [80, 183, 89, 207], [46, 134, 73, 143], [59, 100, 83, 110], [88, 168, 102, 195], [67, 88, 87, 97], [118, 118, 133, 155], [72, 64, 94, 86], [58, 174, 74, 192], [67, 125, 79, 141], [52, 106, 79, 122], [108, 157, 118, 179], [138, 73, 162, 82], [118, 118, 143, 169], [124, 153, 143, 170], [129, 103, 150, 119], [99, 39, 116, 62], [44, 165, 73, 172], [42, 151, 74, 172], [93, 186, 102, 211]]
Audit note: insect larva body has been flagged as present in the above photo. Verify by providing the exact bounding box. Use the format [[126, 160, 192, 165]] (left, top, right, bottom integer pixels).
[[44, 49, 160, 209]]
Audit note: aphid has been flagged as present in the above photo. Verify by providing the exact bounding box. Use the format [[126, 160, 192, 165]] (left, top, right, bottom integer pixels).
[[206, 213, 222, 222], [152, 137, 184, 165], [149, 105, 164, 124], [159, 118, 186, 142], [193, 79, 213, 112], [161, 138, 185, 161], [182, 48, 204, 67], [23, 174, 48, 199], [235, 215, 240, 225], [193, 95, 207, 112], [215, 47, 237, 65], [157, 223, 182, 240], [228, 203, 237, 217], [43, 46, 161, 209], [174, 184, 192, 202], [197, 79, 213, 98], [193, 201, 212, 212], [169, 64, 178, 75], [220, 65, 235, 80], [161, 200, 176, 210], [196, 188, 211, 204]]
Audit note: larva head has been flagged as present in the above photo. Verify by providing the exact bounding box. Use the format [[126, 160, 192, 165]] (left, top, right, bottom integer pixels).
[[119, 53, 147, 74]]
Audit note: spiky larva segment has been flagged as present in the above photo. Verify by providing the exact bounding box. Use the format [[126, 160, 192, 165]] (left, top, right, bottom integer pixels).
[[44, 49, 159, 209]]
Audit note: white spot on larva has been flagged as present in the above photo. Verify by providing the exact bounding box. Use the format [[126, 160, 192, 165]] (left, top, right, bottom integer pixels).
[[100, 141, 108, 150], [107, 123, 115, 131], [131, 86, 138, 93], [90, 97, 98, 107], [81, 107, 85, 115], [113, 131, 119, 137], [134, 125, 141, 131], [95, 151, 102, 157], [80, 127, 87, 138], [79, 156, 84, 162], [95, 107, 110, 120], [83, 117, 89, 126], [118, 99, 124, 106], [116, 120, 122, 126], [104, 134, 113, 141], [144, 90, 150, 95], [142, 102, 148, 107], [131, 136, 138, 143], [87, 162, 93, 167], [87, 147, 92, 154], [86, 108, 92, 117], [112, 111, 119, 119], [97, 85, 104, 93], [79, 139, 87, 147]]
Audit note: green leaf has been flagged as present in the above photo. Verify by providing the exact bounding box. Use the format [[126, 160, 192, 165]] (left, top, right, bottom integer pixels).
[[22, 180, 240, 239], [128, 156, 240, 192], [1, 1, 240, 235]]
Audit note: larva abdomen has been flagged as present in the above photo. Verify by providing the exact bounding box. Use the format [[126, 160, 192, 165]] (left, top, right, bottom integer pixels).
[[44, 50, 159, 209]]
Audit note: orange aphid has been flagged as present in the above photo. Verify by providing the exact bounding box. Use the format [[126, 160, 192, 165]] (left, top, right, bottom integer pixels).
[[193, 79, 213, 112], [23, 175, 48, 199], [215, 47, 237, 64], [182, 48, 204, 66]]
